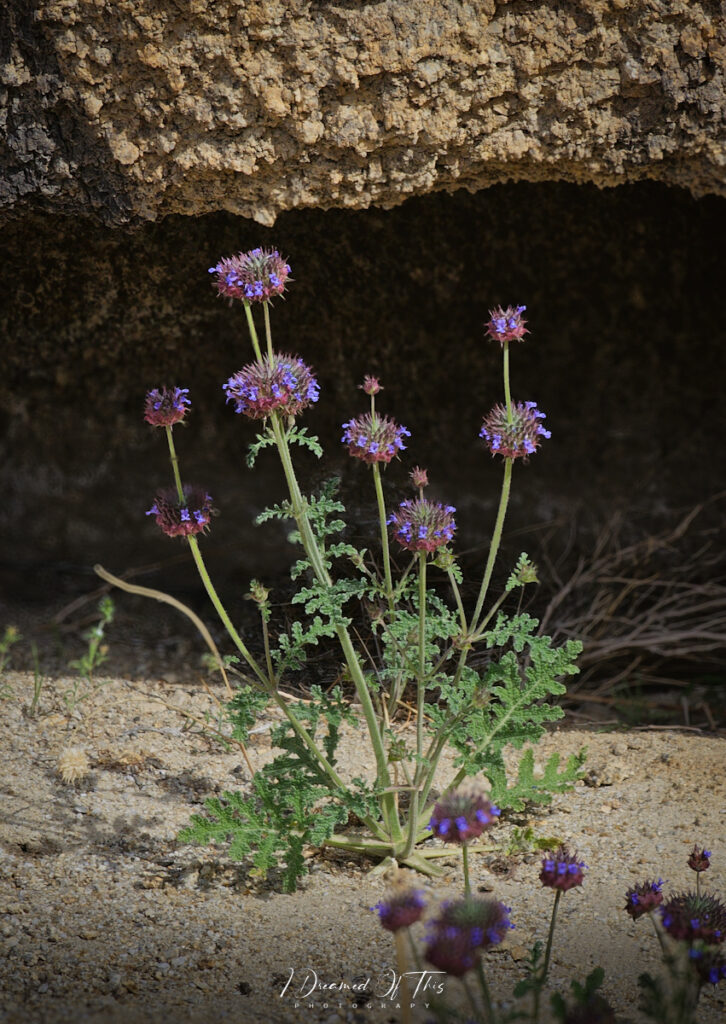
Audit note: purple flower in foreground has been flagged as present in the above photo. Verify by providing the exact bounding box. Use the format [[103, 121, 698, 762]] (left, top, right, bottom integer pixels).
[[144, 387, 191, 427], [341, 413, 410, 465], [624, 878, 664, 920], [689, 943, 726, 986], [480, 401, 551, 459], [146, 485, 215, 538], [428, 783, 501, 844], [224, 354, 319, 419], [485, 304, 529, 345], [688, 845, 712, 873], [374, 888, 426, 932], [208, 248, 291, 303], [540, 846, 587, 892], [660, 892, 726, 944], [425, 897, 513, 976], [387, 498, 456, 554]]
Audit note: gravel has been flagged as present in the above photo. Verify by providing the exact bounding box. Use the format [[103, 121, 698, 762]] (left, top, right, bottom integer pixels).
[[1, 670, 725, 1024]]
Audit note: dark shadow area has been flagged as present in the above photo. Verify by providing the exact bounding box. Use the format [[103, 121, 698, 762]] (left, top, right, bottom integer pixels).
[[1, 181, 724, 702]]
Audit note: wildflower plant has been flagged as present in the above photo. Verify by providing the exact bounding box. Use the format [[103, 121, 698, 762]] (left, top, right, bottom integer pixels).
[[102, 248, 585, 892]]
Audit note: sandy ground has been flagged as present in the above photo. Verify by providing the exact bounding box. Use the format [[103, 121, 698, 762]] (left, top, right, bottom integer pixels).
[[1, 670, 725, 1024]]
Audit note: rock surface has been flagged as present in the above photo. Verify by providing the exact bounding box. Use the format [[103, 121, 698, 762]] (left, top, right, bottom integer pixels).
[[2, 0, 725, 225]]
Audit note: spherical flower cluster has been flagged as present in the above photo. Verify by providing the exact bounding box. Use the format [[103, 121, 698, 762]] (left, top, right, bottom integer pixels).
[[660, 892, 726, 944], [424, 897, 514, 977], [209, 248, 290, 303], [540, 847, 587, 892], [224, 354, 319, 419], [409, 466, 429, 490], [146, 485, 215, 538], [341, 413, 410, 464], [480, 401, 551, 459], [485, 304, 529, 345], [624, 879, 664, 921], [689, 944, 726, 986], [387, 498, 456, 553], [144, 387, 190, 427], [359, 375, 382, 396], [688, 845, 712, 873], [374, 888, 426, 932], [428, 783, 501, 844]]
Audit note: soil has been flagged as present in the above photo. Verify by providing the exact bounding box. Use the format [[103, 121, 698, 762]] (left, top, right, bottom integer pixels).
[[1, 670, 725, 1024]]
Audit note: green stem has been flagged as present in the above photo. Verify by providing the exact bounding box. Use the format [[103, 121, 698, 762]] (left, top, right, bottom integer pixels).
[[471, 457, 513, 631], [185, 536, 268, 688], [503, 342, 513, 422], [416, 551, 427, 774], [394, 932, 413, 1024], [165, 426, 185, 503], [263, 301, 275, 360], [373, 463, 395, 620], [271, 415, 401, 841], [462, 843, 471, 896], [534, 888, 562, 1023], [243, 301, 264, 362], [475, 959, 496, 1024]]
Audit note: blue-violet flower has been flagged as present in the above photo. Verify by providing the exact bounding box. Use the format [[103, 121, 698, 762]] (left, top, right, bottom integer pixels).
[[425, 897, 513, 976], [624, 879, 664, 920], [480, 401, 551, 459], [146, 485, 215, 538], [144, 387, 190, 427], [341, 413, 410, 465], [428, 783, 501, 844], [387, 498, 456, 554], [224, 354, 319, 419], [485, 304, 529, 345], [540, 847, 587, 892], [209, 248, 290, 303], [688, 845, 712, 873], [374, 888, 426, 932], [660, 892, 726, 944]]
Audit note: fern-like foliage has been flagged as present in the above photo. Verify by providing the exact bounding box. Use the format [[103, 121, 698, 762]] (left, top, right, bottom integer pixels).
[[247, 426, 323, 468], [179, 686, 377, 891], [426, 612, 583, 808]]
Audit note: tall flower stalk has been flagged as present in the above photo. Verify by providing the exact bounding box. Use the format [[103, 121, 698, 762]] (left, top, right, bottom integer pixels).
[[100, 251, 584, 889]]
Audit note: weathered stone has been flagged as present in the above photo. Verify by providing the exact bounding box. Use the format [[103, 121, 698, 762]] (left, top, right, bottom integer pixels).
[[1, 0, 725, 226]]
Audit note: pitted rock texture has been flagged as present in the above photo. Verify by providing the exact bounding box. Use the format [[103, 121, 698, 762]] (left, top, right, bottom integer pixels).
[[1, 0, 725, 225]]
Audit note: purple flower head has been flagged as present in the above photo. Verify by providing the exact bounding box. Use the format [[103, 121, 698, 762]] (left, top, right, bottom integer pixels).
[[374, 888, 426, 932], [427, 782, 501, 844], [540, 846, 587, 892], [485, 304, 529, 346], [688, 845, 712, 873], [208, 248, 291, 303], [341, 413, 410, 465], [146, 485, 215, 539], [359, 375, 382, 396], [387, 498, 456, 554], [624, 879, 664, 921], [144, 387, 191, 428], [424, 927, 480, 977], [409, 466, 429, 490], [480, 401, 551, 460], [224, 353, 319, 419], [424, 896, 513, 975], [660, 892, 726, 944], [689, 943, 726, 986]]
